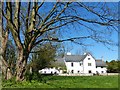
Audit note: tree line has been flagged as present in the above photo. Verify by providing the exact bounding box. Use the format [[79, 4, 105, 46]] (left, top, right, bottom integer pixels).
[[106, 60, 120, 73]]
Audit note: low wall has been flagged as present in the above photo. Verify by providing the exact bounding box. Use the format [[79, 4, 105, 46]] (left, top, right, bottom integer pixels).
[[103, 73, 119, 76], [58, 73, 119, 76], [58, 73, 93, 76]]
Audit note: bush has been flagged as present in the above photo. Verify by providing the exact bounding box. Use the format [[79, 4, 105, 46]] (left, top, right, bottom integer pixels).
[[63, 70, 67, 73], [2, 77, 17, 87], [25, 72, 40, 81]]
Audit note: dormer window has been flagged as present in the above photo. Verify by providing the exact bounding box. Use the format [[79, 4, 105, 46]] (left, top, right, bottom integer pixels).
[[71, 62, 73, 67]]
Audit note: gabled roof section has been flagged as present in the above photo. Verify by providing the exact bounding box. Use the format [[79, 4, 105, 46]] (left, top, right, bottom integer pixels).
[[85, 52, 96, 61], [96, 59, 107, 67], [65, 55, 86, 62]]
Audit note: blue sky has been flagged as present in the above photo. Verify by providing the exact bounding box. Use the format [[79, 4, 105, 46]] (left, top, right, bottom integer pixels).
[[64, 30, 118, 61], [59, 2, 118, 62], [70, 41, 118, 61], [19, 0, 120, 2], [25, 2, 118, 61], [8, 2, 118, 62]]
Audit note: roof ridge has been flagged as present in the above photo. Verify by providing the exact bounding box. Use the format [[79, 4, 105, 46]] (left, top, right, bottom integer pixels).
[[66, 55, 85, 56]]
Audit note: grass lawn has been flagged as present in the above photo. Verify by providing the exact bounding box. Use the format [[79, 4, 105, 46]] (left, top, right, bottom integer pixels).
[[0, 75, 2, 89], [2, 75, 118, 88]]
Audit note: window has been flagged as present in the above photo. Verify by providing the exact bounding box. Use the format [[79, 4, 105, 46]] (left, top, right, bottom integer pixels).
[[51, 72, 53, 74], [54, 72, 57, 74], [88, 63, 91, 66], [71, 70, 74, 73], [88, 58, 90, 60], [88, 70, 92, 73], [71, 62, 73, 67], [80, 63, 82, 66]]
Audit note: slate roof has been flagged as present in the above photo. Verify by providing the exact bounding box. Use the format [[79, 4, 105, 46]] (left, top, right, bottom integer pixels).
[[52, 57, 65, 66], [65, 55, 86, 62], [55, 52, 107, 67], [55, 57, 65, 63], [96, 59, 107, 67], [64, 54, 107, 67]]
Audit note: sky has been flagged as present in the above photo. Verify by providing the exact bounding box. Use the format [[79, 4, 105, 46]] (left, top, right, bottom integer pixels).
[[70, 41, 118, 61], [29, 2, 119, 61], [59, 2, 118, 62], [18, 0, 120, 2], [64, 31, 118, 62], [6, 2, 118, 62]]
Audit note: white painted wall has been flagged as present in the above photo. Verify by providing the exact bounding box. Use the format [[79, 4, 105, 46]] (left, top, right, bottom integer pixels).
[[83, 54, 96, 74], [38, 68, 60, 74], [96, 67, 107, 74], [64, 54, 107, 74], [65, 61, 83, 74]]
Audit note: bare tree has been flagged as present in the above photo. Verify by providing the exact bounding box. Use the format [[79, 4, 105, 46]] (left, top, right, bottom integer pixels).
[[1, 1, 118, 81], [0, 1, 13, 80]]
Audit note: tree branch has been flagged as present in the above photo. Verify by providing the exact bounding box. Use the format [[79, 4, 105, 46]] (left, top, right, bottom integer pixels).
[[34, 36, 92, 47]]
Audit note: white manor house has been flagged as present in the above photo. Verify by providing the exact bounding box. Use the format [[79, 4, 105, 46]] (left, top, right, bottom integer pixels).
[[39, 52, 107, 75], [63, 53, 107, 74]]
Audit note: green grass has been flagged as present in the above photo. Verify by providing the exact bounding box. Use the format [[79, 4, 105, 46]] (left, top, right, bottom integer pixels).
[[0, 75, 2, 89], [2, 75, 118, 88]]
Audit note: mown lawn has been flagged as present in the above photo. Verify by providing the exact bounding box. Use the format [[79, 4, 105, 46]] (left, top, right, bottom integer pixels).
[[0, 75, 2, 89], [2, 75, 118, 88]]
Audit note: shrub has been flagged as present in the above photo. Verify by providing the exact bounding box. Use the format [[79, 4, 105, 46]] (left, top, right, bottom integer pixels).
[[63, 70, 67, 73], [2, 77, 17, 87], [25, 71, 43, 82]]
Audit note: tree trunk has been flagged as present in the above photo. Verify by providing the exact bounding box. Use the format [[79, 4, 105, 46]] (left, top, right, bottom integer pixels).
[[0, 38, 13, 80], [16, 49, 28, 81], [16, 61, 26, 81], [0, 58, 13, 80], [6, 68, 12, 80], [0, 1, 13, 80]]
